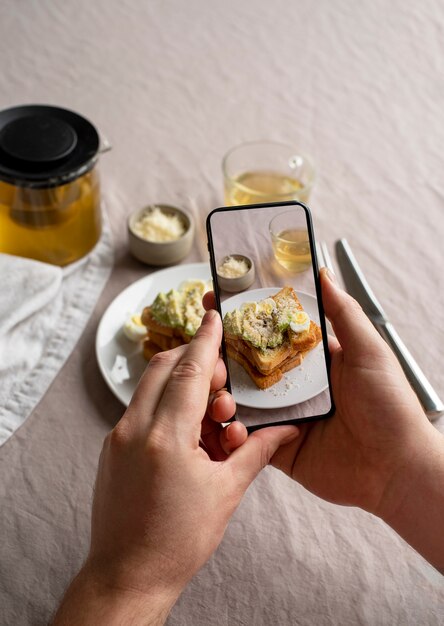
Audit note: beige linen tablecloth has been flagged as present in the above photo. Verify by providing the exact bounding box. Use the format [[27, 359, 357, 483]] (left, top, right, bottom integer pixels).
[[1, 1, 444, 624]]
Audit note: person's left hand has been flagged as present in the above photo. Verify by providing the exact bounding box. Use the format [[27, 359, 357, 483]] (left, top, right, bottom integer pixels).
[[53, 309, 299, 625]]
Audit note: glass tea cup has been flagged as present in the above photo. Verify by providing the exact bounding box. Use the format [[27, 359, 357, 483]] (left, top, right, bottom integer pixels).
[[222, 140, 315, 206], [269, 208, 312, 272]]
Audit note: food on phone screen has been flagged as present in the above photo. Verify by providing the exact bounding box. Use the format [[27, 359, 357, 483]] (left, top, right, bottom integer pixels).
[[217, 255, 250, 278], [223, 286, 321, 389], [140, 279, 212, 360], [216, 254, 255, 293]]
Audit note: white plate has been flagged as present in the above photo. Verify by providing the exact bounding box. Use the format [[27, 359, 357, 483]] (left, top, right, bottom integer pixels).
[[95, 263, 211, 406], [221, 288, 328, 409]]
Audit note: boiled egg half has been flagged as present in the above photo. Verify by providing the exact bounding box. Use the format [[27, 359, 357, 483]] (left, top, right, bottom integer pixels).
[[123, 314, 147, 342], [289, 311, 310, 333]]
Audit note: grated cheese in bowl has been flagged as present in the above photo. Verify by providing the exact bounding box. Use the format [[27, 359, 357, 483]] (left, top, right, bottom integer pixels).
[[132, 206, 186, 242]]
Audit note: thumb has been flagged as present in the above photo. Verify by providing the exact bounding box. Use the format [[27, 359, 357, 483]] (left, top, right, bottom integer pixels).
[[320, 267, 386, 362], [226, 425, 299, 493]]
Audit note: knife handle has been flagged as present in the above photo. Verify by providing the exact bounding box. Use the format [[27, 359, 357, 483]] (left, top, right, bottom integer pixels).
[[377, 322, 444, 420]]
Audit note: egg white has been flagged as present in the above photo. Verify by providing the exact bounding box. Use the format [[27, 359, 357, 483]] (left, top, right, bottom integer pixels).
[[289, 311, 310, 333], [123, 314, 147, 341]]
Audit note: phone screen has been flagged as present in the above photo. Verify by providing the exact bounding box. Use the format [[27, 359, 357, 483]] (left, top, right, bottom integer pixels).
[[206, 201, 334, 429]]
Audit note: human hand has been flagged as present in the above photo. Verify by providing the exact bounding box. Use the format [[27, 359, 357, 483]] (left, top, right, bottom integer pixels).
[[271, 269, 444, 571], [204, 270, 442, 521], [270, 268, 439, 515], [53, 309, 299, 625]]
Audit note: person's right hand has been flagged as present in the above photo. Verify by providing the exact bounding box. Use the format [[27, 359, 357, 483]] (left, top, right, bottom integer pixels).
[[273, 269, 444, 570], [270, 268, 439, 514], [205, 269, 444, 571]]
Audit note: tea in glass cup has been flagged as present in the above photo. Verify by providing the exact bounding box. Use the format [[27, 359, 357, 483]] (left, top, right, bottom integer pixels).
[[223, 141, 315, 206], [269, 209, 311, 272]]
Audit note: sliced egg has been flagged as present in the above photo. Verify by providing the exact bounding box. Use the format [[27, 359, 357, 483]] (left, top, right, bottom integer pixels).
[[240, 301, 258, 314], [257, 298, 276, 316], [123, 314, 147, 342], [179, 279, 208, 294], [289, 311, 310, 333]]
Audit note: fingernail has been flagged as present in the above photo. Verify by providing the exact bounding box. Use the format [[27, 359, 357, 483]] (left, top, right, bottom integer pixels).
[[226, 422, 235, 441], [324, 267, 336, 283]]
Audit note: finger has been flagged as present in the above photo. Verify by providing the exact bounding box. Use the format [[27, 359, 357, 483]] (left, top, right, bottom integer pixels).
[[270, 422, 312, 478], [153, 310, 223, 442], [320, 268, 388, 364], [199, 420, 226, 461], [124, 343, 188, 430], [123, 347, 225, 434], [327, 333, 341, 355], [219, 421, 248, 455], [200, 419, 247, 462], [210, 357, 229, 393], [200, 390, 236, 460], [202, 291, 216, 311], [225, 425, 300, 492], [206, 389, 236, 423]]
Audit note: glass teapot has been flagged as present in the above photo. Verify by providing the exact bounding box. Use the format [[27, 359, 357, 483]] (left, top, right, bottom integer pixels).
[[0, 104, 109, 266]]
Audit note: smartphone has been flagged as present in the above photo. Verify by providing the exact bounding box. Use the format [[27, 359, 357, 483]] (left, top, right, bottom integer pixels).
[[206, 201, 334, 430]]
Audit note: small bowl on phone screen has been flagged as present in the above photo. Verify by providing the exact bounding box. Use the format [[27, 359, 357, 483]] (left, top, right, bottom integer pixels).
[[216, 254, 255, 292]]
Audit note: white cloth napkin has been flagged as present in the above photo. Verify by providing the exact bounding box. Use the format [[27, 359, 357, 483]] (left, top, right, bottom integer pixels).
[[0, 214, 113, 446]]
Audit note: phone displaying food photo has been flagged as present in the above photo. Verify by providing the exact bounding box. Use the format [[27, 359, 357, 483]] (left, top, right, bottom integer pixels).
[[206, 201, 334, 430]]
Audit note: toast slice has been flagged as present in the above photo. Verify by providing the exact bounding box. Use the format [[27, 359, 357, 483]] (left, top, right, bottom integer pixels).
[[141, 308, 194, 344], [226, 342, 303, 389], [225, 320, 321, 375], [272, 285, 304, 312], [289, 320, 322, 352], [141, 307, 177, 338], [148, 330, 185, 351], [223, 286, 322, 389], [274, 287, 322, 352], [140, 279, 210, 361], [143, 339, 163, 361], [224, 331, 292, 374]]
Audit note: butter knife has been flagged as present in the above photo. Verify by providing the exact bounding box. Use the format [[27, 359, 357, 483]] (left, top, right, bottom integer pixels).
[[335, 238, 444, 420]]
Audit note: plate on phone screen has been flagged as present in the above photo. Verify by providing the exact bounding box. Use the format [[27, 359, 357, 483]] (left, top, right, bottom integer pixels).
[[221, 288, 329, 409], [95, 263, 210, 406]]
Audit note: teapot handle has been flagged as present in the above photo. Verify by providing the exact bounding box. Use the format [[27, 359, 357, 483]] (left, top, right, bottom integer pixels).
[[98, 133, 112, 154]]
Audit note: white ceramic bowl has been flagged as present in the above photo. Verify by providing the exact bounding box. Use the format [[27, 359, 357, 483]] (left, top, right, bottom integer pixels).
[[128, 204, 195, 266], [216, 254, 255, 292]]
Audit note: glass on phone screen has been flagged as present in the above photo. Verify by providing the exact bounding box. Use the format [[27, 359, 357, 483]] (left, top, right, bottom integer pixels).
[[207, 202, 334, 429]]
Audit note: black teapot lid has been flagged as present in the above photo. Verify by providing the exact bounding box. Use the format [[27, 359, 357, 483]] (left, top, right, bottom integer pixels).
[[0, 104, 99, 187]]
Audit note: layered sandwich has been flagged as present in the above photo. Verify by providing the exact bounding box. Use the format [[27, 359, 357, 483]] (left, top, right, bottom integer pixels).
[[141, 279, 212, 360], [223, 286, 321, 389]]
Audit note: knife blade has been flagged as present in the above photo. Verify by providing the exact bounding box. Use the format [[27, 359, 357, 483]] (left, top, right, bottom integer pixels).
[[335, 238, 444, 420]]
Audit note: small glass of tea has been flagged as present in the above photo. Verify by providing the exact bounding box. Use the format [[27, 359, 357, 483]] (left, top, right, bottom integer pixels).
[[222, 140, 315, 206], [269, 208, 311, 272]]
